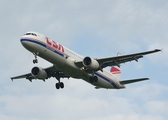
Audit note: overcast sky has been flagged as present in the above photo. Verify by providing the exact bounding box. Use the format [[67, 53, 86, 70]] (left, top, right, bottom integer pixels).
[[0, 0, 168, 120]]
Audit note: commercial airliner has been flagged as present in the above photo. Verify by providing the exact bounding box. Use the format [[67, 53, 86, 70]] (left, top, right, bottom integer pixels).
[[11, 31, 161, 89]]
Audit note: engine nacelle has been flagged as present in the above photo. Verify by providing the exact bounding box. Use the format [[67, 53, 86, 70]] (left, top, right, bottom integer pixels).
[[31, 67, 47, 80], [83, 57, 99, 70]]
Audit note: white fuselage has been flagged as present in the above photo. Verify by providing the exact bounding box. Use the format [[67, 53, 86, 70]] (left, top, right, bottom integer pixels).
[[21, 32, 124, 89]]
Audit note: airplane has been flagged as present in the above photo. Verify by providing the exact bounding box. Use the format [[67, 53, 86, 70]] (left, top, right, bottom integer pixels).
[[11, 31, 161, 90]]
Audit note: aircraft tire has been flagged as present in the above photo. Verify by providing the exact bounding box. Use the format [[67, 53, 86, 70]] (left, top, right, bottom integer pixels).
[[90, 76, 98, 83], [60, 82, 64, 89], [94, 76, 98, 82], [55, 83, 60, 89], [33, 59, 38, 64], [89, 77, 94, 83]]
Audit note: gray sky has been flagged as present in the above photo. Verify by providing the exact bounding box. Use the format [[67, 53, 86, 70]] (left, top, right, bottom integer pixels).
[[0, 0, 168, 120]]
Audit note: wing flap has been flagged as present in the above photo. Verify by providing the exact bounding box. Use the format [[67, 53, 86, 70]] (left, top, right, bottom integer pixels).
[[120, 78, 149, 85]]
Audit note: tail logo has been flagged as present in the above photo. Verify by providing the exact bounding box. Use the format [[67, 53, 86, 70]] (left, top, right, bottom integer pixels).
[[110, 66, 121, 74]]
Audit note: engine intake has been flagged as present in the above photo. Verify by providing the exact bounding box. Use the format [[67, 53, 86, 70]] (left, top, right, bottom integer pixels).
[[83, 57, 99, 70], [31, 67, 47, 80]]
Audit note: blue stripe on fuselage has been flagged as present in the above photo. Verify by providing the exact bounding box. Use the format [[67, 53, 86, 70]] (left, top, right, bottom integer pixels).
[[21, 38, 64, 57], [94, 72, 119, 89]]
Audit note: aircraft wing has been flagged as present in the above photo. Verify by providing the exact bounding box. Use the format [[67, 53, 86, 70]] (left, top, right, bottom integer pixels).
[[11, 73, 34, 81], [11, 65, 70, 82], [75, 49, 161, 69]]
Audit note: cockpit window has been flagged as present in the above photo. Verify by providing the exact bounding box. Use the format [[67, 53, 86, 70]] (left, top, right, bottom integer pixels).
[[24, 33, 37, 36]]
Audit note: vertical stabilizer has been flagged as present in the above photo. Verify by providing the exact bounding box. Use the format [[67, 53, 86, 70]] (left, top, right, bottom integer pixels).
[[110, 66, 121, 79]]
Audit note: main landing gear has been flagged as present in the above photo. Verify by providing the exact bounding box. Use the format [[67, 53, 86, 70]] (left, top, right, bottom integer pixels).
[[55, 74, 64, 89], [55, 82, 64, 89], [33, 52, 39, 64], [89, 76, 98, 83]]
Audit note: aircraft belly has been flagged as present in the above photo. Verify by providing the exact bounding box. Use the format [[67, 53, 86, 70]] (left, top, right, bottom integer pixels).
[[62, 57, 83, 78], [44, 50, 65, 66], [93, 78, 115, 89], [98, 78, 113, 88]]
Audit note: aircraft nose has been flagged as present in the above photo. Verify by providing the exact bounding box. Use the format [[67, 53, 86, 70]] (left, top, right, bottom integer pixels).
[[20, 38, 32, 50], [20, 38, 27, 46]]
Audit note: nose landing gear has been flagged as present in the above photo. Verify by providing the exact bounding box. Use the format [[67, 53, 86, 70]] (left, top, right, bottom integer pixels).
[[33, 52, 39, 64], [33, 59, 38, 64]]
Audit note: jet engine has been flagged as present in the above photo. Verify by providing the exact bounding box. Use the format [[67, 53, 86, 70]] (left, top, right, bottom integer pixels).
[[83, 57, 99, 70], [31, 67, 47, 79]]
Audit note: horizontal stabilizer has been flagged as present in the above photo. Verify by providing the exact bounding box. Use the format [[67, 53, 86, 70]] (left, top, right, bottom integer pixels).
[[120, 78, 149, 85]]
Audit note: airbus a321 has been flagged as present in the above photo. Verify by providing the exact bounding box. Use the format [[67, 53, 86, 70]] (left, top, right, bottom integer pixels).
[[11, 32, 161, 89]]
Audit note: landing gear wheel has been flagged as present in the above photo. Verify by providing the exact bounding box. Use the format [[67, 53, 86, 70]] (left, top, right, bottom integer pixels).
[[33, 52, 39, 64], [89, 77, 94, 83], [55, 82, 64, 89], [93, 76, 98, 82], [55, 83, 60, 89], [60, 82, 64, 88], [89, 76, 98, 83], [33, 59, 38, 64]]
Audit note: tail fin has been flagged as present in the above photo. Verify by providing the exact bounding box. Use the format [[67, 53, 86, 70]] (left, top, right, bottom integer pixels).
[[110, 66, 121, 79]]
